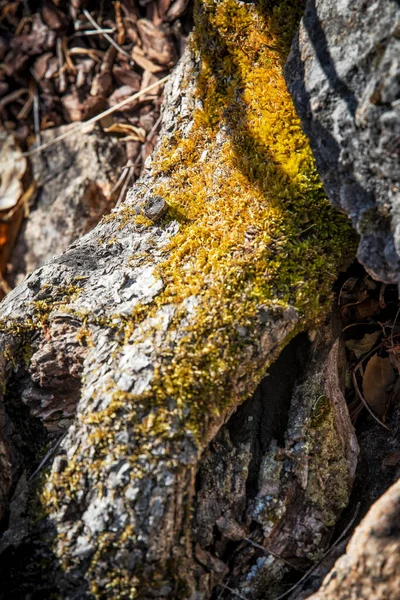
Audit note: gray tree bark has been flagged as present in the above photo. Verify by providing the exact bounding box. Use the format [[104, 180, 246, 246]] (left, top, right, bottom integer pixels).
[[0, 1, 380, 599]]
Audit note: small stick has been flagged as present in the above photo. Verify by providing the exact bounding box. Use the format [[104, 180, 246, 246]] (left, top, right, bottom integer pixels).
[[244, 538, 305, 572], [21, 75, 170, 158], [0, 88, 29, 110], [56, 37, 67, 93], [16, 89, 34, 120], [111, 162, 132, 195], [352, 346, 391, 431], [68, 47, 104, 62], [341, 322, 379, 332], [29, 430, 68, 482], [33, 87, 41, 148], [15, 15, 29, 35], [219, 584, 249, 600], [62, 36, 77, 74], [114, 0, 125, 46], [83, 9, 133, 64], [115, 165, 134, 208], [352, 370, 391, 431], [147, 113, 163, 143], [70, 28, 115, 38]]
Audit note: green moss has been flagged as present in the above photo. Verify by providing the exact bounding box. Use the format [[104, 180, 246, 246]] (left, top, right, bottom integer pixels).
[[141, 0, 357, 432], [0, 282, 83, 338], [37, 0, 357, 596], [306, 388, 351, 528]]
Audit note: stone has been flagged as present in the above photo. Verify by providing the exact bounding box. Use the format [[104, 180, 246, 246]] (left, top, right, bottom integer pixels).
[[308, 478, 400, 600], [285, 0, 400, 284], [8, 124, 126, 287]]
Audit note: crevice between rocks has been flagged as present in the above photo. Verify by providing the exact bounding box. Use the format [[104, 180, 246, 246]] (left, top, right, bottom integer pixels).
[[192, 269, 400, 599]]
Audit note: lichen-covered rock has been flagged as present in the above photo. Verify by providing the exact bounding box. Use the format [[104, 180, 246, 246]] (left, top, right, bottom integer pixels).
[[285, 0, 400, 284], [0, 1, 356, 598], [308, 477, 400, 600]]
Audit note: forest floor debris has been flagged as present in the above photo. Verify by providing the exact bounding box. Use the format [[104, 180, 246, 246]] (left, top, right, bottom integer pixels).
[[0, 0, 192, 295]]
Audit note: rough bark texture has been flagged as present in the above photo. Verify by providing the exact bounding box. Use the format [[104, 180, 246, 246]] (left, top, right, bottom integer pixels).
[[285, 0, 400, 284], [0, 1, 363, 599], [193, 321, 358, 599]]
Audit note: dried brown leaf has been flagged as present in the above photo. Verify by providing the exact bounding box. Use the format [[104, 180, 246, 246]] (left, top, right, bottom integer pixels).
[[32, 52, 53, 81], [90, 71, 112, 98], [362, 354, 396, 418], [3, 49, 29, 77], [109, 84, 141, 110], [345, 331, 381, 358], [44, 55, 59, 79], [10, 14, 56, 55], [131, 48, 166, 73], [81, 95, 107, 120], [355, 297, 381, 320], [104, 122, 146, 142], [157, 0, 173, 21], [0, 2, 20, 28], [165, 0, 190, 21], [61, 88, 83, 121], [382, 451, 400, 468], [112, 65, 141, 90], [40, 0, 69, 32], [68, 47, 104, 63], [0, 133, 27, 211], [136, 19, 177, 67]]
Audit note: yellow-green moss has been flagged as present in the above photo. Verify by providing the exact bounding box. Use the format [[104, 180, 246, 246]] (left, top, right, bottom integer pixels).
[[307, 392, 351, 529], [140, 0, 357, 432], [39, 0, 357, 596]]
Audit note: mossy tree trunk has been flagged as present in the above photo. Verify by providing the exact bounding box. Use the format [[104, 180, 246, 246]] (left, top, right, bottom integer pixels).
[[0, 1, 358, 599]]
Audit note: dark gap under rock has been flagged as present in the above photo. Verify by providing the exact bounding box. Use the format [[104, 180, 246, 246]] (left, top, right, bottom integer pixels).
[[228, 334, 311, 499], [0, 368, 49, 527], [193, 333, 312, 598]]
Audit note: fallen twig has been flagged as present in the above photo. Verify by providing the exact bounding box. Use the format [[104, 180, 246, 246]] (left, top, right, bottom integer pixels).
[[244, 537, 305, 572], [70, 28, 115, 38], [83, 9, 132, 64], [21, 75, 170, 158], [56, 37, 67, 93], [219, 584, 249, 600], [352, 360, 391, 431], [28, 430, 68, 482], [115, 165, 135, 208], [147, 113, 163, 143]]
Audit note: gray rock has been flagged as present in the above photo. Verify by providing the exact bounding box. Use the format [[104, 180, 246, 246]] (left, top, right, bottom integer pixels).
[[9, 124, 127, 287], [285, 0, 400, 283]]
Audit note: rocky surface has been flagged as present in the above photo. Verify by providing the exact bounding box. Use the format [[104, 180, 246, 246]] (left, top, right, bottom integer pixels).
[[285, 1, 400, 597], [308, 477, 400, 600], [8, 124, 126, 288], [285, 0, 400, 284]]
